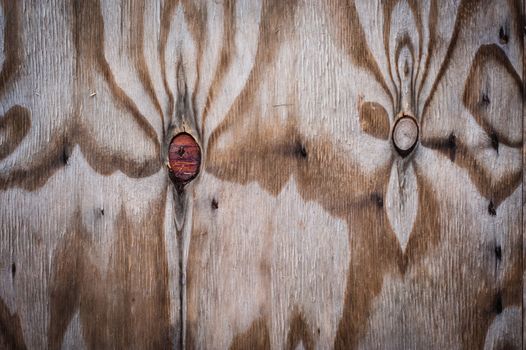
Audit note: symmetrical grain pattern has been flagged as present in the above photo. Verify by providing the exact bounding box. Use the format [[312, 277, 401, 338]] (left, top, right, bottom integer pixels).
[[0, 1, 523, 349]]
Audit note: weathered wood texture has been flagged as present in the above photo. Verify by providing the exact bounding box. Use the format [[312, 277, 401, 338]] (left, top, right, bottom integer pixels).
[[0, 1, 523, 349]]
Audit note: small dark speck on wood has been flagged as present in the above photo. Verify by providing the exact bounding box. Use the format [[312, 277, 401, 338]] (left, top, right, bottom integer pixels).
[[481, 93, 490, 105], [493, 292, 503, 314], [211, 198, 219, 210], [62, 148, 70, 165], [490, 132, 499, 153], [447, 133, 457, 162], [295, 143, 308, 159], [494, 245, 502, 260], [488, 200, 497, 216], [371, 193, 383, 208], [498, 26, 509, 44]]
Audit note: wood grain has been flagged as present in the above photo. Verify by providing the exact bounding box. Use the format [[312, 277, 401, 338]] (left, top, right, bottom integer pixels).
[[0, 0, 523, 349]]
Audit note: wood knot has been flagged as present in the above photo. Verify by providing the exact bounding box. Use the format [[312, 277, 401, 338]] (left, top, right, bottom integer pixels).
[[392, 114, 419, 157], [168, 132, 201, 187]]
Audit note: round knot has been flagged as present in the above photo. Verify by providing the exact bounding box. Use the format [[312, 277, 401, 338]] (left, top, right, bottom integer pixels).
[[168, 132, 201, 186], [392, 115, 419, 157]]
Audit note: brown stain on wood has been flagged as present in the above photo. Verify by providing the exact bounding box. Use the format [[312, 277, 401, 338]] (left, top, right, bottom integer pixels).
[[326, 0, 393, 109], [359, 100, 390, 140], [159, 0, 179, 121], [379, 0, 423, 113], [0, 0, 22, 100], [0, 1, 164, 191], [199, 0, 463, 347], [128, 0, 166, 135], [0, 105, 30, 161], [200, 1, 525, 347], [206, 111, 451, 348], [422, 44, 523, 209], [459, 244, 522, 350], [73, 0, 161, 150], [463, 44, 523, 147], [0, 0, 523, 348], [285, 310, 315, 350], [393, 34, 415, 109], [423, 134, 522, 208], [416, 0, 438, 107], [201, 0, 236, 138], [48, 198, 171, 349], [181, 0, 208, 134], [420, 0, 482, 121], [0, 131, 73, 191], [228, 317, 270, 350], [0, 296, 27, 350]]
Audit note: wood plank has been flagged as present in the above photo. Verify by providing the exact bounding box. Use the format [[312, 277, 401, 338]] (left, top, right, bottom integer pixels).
[[187, 0, 524, 348], [0, 1, 181, 348], [0, 1, 522, 349]]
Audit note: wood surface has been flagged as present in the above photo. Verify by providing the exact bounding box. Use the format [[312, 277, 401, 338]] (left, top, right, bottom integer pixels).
[[0, 0, 523, 349]]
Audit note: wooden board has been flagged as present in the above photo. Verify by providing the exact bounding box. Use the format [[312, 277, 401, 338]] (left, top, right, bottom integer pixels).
[[0, 1, 523, 349]]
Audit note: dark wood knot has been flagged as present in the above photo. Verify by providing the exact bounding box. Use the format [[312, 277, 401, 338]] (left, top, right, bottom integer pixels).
[[168, 132, 201, 187]]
